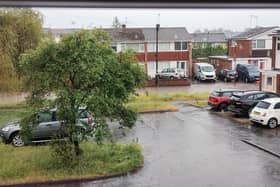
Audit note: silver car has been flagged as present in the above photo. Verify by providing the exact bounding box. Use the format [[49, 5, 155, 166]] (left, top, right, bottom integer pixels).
[[157, 68, 186, 80], [0, 108, 94, 147]]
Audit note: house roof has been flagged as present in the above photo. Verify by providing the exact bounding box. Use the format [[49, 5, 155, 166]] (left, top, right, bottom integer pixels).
[[43, 27, 191, 42], [190, 32, 227, 43], [141, 27, 191, 41], [102, 28, 145, 42], [231, 26, 279, 39]]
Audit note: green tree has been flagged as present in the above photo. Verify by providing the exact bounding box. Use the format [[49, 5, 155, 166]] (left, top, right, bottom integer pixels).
[[192, 45, 227, 59], [0, 8, 43, 91], [21, 30, 146, 158]]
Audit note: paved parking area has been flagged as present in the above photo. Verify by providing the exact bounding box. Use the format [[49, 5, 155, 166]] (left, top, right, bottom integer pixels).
[[46, 103, 280, 187], [140, 81, 259, 93]]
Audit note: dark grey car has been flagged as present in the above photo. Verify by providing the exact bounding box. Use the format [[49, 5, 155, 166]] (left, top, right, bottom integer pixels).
[[0, 108, 94, 147]]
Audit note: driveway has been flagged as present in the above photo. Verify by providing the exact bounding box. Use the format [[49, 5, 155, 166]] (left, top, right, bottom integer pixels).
[[43, 103, 280, 187], [139, 81, 259, 93]]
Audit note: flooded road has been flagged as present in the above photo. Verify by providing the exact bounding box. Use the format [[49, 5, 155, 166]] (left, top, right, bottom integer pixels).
[[40, 103, 280, 187]]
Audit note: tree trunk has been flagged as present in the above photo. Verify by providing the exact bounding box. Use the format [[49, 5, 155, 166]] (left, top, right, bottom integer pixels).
[[74, 140, 81, 156]]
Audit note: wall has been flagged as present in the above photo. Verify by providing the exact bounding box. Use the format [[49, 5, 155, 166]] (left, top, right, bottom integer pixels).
[[261, 73, 277, 93], [228, 40, 252, 58], [208, 57, 232, 73], [146, 79, 191, 87]]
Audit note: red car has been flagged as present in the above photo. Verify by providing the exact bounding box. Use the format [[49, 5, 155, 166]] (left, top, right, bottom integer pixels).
[[208, 89, 244, 111]]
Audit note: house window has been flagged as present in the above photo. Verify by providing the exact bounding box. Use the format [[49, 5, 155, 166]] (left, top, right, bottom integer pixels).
[[277, 43, 280, 50], [112, 46, 117, 51], [252, 40, 265, 49], [121, 43, 144, 52], [267, 77, 273, 86], [175, 41, 187, 50], [159, 43, 171, 51], [147, 42, 171, 51]]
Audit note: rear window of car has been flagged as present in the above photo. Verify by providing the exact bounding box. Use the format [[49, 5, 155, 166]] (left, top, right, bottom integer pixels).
[[222, 92, 232, 97], [211, 91, 222, 97], [256, 101, 271, 109]]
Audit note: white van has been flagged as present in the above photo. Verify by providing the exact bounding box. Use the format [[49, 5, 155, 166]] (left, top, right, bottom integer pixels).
[[193, 63, 216, 81]]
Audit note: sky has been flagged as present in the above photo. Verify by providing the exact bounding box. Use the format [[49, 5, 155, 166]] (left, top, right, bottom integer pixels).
[[34, 8, 280, 32]]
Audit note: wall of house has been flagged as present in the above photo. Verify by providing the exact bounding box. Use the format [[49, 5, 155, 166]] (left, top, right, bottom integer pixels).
[[253, 34, 273, 50], [228, 40, 252, 58], [208, 57, 232, 73], [147, 61, 188, 78]]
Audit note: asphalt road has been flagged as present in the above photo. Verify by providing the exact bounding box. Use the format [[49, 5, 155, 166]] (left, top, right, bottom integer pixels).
[[42, 103, 280, 187]]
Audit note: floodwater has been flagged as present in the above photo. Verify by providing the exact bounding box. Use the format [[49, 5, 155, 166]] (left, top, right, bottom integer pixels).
[[39, 103, 280, 187]]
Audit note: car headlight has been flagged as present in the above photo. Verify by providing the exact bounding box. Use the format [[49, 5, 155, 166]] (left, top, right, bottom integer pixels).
[[2, 126, 11, 132]]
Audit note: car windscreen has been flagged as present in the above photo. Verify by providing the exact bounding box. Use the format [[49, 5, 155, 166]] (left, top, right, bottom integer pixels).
[[256, 101, 271, 109], [201, 66, 214, 72]]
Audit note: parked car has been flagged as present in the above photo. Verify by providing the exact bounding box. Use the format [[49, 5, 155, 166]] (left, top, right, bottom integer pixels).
[[208, 89, 244, 111], [193, 63, 216, 82], [217, 69, 238, 82], [0, 108, 94, 147], [236, 64, 260, 83], [250, 98, 280, 128], [157, 68, 186, 80], [228, 91, 280, 116]]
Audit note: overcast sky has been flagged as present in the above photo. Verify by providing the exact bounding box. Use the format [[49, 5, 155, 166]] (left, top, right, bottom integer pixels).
[[34, 8, 280, 32]]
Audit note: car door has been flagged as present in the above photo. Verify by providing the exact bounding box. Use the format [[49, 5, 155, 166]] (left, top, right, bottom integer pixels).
[[32, 111, 60, 139], [160, 68, 167, 79]]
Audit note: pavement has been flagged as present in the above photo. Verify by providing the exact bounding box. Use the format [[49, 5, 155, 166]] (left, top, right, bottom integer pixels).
[[41, 103, 280, 187], [139, 81, 259, 93]]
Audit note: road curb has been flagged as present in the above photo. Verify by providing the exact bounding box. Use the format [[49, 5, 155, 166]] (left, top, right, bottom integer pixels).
[[241, 139, 280, 159], [138, 108, 178, 114], [0, 162, 144, 187]]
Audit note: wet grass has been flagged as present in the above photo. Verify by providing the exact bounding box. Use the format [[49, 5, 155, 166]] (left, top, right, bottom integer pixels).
[[0, 101, 27, 109], [0, 143, 143, 185], [0, 109, 30, 128], [127, 92, 209, 112]]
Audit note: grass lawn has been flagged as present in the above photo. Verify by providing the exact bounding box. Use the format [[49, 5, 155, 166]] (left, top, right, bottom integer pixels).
[[0, 143, 143, 185], [0, 109, 30, 128], [127, 92, 209, 112]]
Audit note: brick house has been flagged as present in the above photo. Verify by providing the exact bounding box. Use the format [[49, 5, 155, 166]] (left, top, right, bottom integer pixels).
[[260, 30, 280, 94], [208, 26, 278, 74], [44, 26, 193, 81]]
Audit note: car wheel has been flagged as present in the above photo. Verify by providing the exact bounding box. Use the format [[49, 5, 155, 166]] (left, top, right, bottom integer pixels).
[[219, 103, 228, 112], [11, 133, 25, 147], [170, 76, 174, 80], [268, 118, 278, 129]]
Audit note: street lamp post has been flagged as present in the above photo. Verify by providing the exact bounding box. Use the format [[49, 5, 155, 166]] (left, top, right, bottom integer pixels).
[[155, 24, 160, 86]]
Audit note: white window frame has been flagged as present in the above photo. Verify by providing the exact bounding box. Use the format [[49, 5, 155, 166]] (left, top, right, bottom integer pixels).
[[252, 39, 266, 49]]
